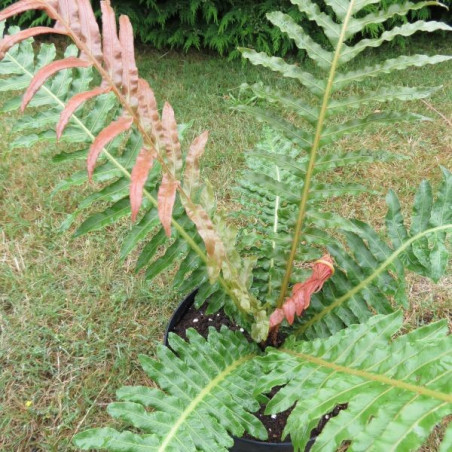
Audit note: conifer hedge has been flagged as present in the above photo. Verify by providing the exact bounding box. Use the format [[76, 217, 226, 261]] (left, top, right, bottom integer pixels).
[[0, 0, 449, 58]]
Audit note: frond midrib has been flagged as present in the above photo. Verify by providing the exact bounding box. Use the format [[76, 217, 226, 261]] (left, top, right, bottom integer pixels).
[[279, 348, 452, 403], [158, 352, 258, 451]]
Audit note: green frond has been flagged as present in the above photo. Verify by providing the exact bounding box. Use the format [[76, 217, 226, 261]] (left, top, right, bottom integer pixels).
[[309, 182, 371, 200], [386, 166, 451, 281], [290, 0, 341, 45], [120, 208, 161, 261], [241, 82, 319, 124], [266, 12, 333, 69], [340, 20, 452, 64], [239, 0, 451, 313], [334, 54, 452, 90], [313, 149, 406, 173], [73, 198, 136, 238], [239, 48, 325, 96], [234, 105, 313, 150], [145, 239, 190, 281], [345, 1, 443, 38], [75, 314, 452, 451], [234, 129, 400, 307], [328, 86, 441, 113], [257, 312, 452, 451], [320, 111, 430, 145], [295, 168, 451, 339], [74, 327, 265, 451]]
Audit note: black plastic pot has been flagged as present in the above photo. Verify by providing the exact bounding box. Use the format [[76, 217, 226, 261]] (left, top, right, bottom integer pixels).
[[164, 291, 294, 452]]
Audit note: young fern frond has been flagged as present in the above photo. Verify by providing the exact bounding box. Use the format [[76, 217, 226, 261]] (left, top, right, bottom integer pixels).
[[0, 0, 270, 341], [239, 0, 452, 309]]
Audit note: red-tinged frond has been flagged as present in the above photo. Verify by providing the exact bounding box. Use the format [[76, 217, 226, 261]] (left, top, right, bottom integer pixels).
[[0, 27, 68, 59], [138, 78, 164, 141], [55, 0, 81, 36], [130, 147, 157, 222], [269, 254, 335, 329], [87, 116, 133, 180], [184, 131, 209, 194], [21, 57, 91, 111], [158, 174, 178, 237], [57, 86, 111, 140], [100, 0, 122, 87], [162, 102, 182, 174], [119, 15, 138, 105], [183, 201, 225, 281], [77, 0, 102, 63], [0, 0, 58, 22]]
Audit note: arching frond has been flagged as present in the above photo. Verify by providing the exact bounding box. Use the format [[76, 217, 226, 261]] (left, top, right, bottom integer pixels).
[[257, 312, 452, 452], [74, 327, 264, 451]]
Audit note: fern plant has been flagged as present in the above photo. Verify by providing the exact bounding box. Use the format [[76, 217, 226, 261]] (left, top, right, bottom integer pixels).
[[0, 0, 451, 450]]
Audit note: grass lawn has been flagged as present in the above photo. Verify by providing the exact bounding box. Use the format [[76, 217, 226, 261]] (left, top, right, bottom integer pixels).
[[0, 33, 451, 450]]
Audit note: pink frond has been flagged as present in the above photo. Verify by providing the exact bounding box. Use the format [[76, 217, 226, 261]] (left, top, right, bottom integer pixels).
[[137, 78, 164, 141], [184, 131, 209, 194], [158, 174, 178, 237], [0, 27, 68, 59], [77, 0, 103, 63], [100, 0, 122, 87], [162, 102, 182, 174], [119, 15, 138, 104], [21, 57, 91, 111], [87, 116, 133, 180], [57, 86, 111, 140], [130, 147, 157, 222], [0, 0, 58, 22]]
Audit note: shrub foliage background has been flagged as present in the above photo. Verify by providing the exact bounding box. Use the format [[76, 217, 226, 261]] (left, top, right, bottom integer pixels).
[[0, 0, 449, 58]]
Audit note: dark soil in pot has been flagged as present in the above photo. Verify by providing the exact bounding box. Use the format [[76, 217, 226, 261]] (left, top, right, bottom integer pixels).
[[165, 291, 347, 451]]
